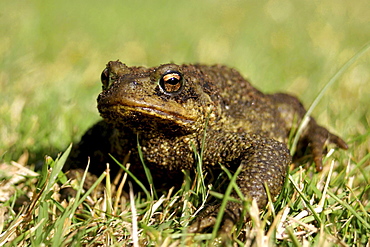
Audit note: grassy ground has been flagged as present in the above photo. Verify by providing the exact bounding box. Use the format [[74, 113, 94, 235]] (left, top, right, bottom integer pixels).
[[0, 0, 369, 246]]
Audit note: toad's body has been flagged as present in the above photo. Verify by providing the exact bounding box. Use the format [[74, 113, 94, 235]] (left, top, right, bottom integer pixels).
[[66, 61, 347, 232]]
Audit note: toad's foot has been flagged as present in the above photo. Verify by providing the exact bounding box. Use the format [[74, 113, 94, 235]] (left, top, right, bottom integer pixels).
[[308, 120, 348, 171]]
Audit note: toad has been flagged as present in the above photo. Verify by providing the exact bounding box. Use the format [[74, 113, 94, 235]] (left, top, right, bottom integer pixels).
[[66, 61, 347, 233]]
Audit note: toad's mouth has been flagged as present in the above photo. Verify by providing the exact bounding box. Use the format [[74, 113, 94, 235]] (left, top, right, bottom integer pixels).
[[98, 100, 197, 124], [120, 104, 196, 122]]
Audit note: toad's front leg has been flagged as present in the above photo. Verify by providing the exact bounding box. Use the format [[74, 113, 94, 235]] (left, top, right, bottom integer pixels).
[[188, 134, 291, 234]]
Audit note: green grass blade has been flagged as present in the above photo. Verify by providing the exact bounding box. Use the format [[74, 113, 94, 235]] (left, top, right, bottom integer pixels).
[[326, 190, 370, 229], [109, 154, 151, 200], [137, 134, 157, 199], [211, 164, 243, 239]]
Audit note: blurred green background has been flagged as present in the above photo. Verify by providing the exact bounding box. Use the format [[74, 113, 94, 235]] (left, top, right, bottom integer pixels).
[[1, 0, 369, 162]]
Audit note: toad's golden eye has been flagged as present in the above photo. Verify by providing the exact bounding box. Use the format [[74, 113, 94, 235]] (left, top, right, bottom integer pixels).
[[159, 71, 183, 95]]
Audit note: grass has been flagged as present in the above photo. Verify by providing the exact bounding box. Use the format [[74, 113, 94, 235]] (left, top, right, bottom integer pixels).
[[1, 0, 369, 246]]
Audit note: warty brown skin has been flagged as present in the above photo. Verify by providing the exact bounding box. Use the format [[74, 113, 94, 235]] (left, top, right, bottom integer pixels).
[[65, 60, 348, 233]]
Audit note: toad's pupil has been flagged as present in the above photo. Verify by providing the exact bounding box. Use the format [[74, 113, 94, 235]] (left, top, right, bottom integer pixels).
[[166, 77, 179, 85], [163, 73, 181, 85]]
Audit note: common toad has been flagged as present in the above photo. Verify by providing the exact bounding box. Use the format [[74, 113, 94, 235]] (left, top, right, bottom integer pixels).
[[66, 61, 347, 233]]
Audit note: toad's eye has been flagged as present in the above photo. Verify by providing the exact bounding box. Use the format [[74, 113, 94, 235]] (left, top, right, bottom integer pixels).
[[101, 68, 110, 90], [159, 71, 183, 95]]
